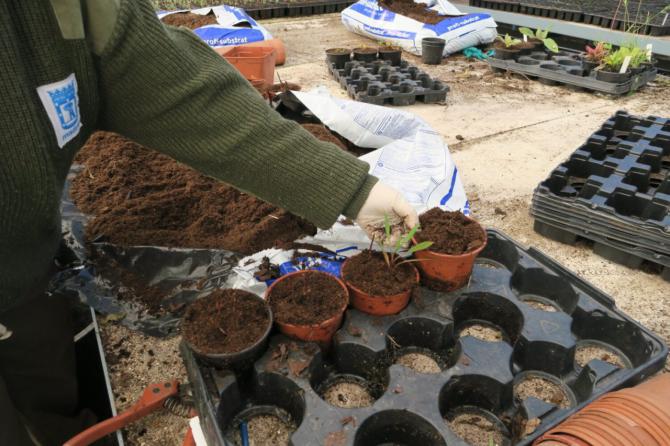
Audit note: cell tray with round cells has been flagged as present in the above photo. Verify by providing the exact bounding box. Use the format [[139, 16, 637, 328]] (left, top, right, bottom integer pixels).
[[531, 110, 670, 279], [181, 229, 667, 446], [328, 58, 449, 106]]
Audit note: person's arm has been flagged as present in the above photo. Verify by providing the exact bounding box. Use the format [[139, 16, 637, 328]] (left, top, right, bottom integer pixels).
[[84, 0, 380, 229]]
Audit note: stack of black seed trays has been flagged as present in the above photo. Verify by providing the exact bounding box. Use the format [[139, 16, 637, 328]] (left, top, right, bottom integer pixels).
[[532, 111, 670, 280], [182, 229, 667, 446]]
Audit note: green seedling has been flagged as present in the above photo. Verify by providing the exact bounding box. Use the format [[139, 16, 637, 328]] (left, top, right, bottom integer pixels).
[[519, 26, 559, 53], [376, 215, 433, 271], [496, 34, 522, 49], [602, 47, 629, 72]]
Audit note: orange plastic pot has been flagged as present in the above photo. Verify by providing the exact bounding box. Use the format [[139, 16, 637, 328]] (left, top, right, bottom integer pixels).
[[413, 217, 487, 291], [222, 46, 276, 85], [265, 270, 349, 344], [534, 433, 591, 445], [341, 259, 419, 316], [214, 38, 286, 65]]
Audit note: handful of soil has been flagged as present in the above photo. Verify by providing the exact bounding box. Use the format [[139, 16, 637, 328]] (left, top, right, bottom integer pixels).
[[160, 12, 218, 29], [269, 273, 347, 325], [182, 289, 270, 355], [416, 208, 486, 255], [342, 250, 416, 296]]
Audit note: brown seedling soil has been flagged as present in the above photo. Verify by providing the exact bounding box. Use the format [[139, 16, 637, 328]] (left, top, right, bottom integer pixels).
[[460, 324, 504, 342], [71, 132, 316, 255], [161, 12, 218, 29], [492, 40, 536, 52], [229, 413, 296, 446], [417, 208, 486, 255], [342, 250, 417, 296], [182, 290, 270, 355], [326, 48, 351, 55], [515, 376, 571, 409], [379, 0, 451, 25], [323, 381, 374, 408], [575, 344, 627, 368], [269, 273, 347, 325], [353, 47, 378, 54], [396, 352, 441, 374], [447, 412, 507, 446]]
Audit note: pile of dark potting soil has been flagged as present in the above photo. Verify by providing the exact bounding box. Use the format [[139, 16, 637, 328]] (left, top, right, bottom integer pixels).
[[379, 0, 450, 24], [416, 208, 486, 255], [342, 250, 417, 295], [70, 132, 316, 255], [182, 290, 270, 355], [160, 11, 218, 29], [269, 273, 346, 325], [301, 123, 369, 157]]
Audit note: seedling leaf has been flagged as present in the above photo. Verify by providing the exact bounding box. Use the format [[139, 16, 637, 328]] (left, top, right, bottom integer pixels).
[[519, 27, 534, 38], [543, 38, 559, 53], [384, 214, 391, 240], [408, 241, 433, 255]]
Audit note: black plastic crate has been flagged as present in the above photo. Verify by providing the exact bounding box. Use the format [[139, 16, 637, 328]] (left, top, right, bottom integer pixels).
[[245, 0, 355, 20], [182, 229, 667, 446], [328, 59, 449, 106]]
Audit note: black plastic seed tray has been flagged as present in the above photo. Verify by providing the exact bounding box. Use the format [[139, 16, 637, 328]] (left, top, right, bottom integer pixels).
[[328, 59, 449, 106], [182, 229, 667, 446], [488, 50, 657, 95], [244, 0, 354, 20], [469, 0, 670, 36]]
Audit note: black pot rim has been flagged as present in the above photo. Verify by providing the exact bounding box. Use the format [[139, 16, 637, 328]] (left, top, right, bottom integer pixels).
[[326, 48, 351, 55]]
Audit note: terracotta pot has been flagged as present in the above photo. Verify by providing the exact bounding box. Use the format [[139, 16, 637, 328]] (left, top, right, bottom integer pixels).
[[214, 38, 286, 65], [534, 433, 591, 445], [341, 258, 419, 316], [265, 270, 349, 343], [590, 399, 670, 445], [222, 46, 276, 85], [574, 408, 657, 446], [413, 217, 487, 291]]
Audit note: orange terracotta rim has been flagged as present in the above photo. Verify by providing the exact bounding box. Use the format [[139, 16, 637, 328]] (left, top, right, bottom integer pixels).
[[570, 411, 645, 446], [575, 408, 658, 446], [593, 397, 670, 444], [534, 432, 592, 446], [266, 270, 349, 343], [341, 258, 419, 316]]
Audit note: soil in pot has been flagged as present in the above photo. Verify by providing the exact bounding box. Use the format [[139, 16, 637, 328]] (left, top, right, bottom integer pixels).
[[181, 290, 270, 355], [342, 250, 417, 296], [446, 412, 508, 446], [575, 344, 627, 368], [326, 48, 351, 69], [396, 352, 441, 374], [416, 208, 486, 255], [378, 45, 402, 66], [71, 132, 316, 255], [492, 41, 534, 59], [228, 412, 296, 446], [161, 12, 218, 29], [515, 376, 572, 409], [460, 324, 504, 342], [595, 68, 631, 83], [323, 380, 375, 408], [353, 47, 378, 62], [268, 273, 347, 326], [379, 0, 453, 24]]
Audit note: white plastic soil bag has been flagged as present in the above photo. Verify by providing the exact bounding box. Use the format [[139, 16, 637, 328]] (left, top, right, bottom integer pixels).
[[157, 5, 273, 48], [341, 0, 497, 56]]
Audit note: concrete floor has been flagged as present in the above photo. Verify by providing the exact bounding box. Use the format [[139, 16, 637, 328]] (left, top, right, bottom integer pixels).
[[103, 13, 670, 445]]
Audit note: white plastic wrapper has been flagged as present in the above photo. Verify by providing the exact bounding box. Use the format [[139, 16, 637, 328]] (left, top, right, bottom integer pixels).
[[341, 0, 497, 56], [226, 88, 469, 294], [157, 5, 273, 48]]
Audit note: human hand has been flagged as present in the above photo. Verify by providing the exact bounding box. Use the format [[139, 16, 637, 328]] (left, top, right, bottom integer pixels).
[[354, 182, 418, 245]]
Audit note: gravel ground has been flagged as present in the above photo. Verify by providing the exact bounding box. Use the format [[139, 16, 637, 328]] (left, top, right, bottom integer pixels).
[[102, 13, 670, 444]]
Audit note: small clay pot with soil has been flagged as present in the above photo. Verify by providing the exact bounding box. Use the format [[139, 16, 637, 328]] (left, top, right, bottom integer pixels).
[[326, 48, 351, 69], [413, 208, 487, 292], [493, 41, 534, 60], [182, 290, 272, 369], [341, 250, 419, 316], [378, 45, 403, 66], [353, 47, 378, 62], [266, 271, 349, 343]]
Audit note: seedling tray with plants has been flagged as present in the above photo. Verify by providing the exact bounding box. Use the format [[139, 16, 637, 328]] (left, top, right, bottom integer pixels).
[[468, 0, 670, 36], [180, 228, 667, 446], [488, 48, 657, 95], [326, 48, 449, 106], [531, 110, 670, 279]]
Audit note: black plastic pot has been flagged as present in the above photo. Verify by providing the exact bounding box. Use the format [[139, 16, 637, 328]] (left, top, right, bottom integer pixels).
[[325, 48, 351, 69], [494, 46, 521, 60], [641, 59, 657, 71], [630, 66, 645, 75], [582, 59, 599, 75], [595, 68, 631, 83], [421, 37, 445, 65], [353, 47, 378, 62], [378, 46, 402, 66]]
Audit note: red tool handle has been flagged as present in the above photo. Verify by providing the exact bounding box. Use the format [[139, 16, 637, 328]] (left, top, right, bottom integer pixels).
[[63, 380, 179, 446]]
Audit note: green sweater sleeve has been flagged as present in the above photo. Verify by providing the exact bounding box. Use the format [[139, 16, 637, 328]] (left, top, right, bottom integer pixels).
[[90, 0, 377, 228]]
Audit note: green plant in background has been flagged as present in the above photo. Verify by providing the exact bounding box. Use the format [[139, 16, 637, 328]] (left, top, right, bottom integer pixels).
[[519, 26, 559, 53], [602, 47, 629, 72], [584, 41, 611, 63], [377, 216, 433, 271], [616, 0, 670, 35], [496, 34, 522, 48]]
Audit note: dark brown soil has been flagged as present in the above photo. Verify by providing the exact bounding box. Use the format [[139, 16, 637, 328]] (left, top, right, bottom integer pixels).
[[182, 289, 270, 355], [71, 132, 316, 255], [255, 257, 281, 282], [353, 47, 378, 54], [301, 124, 349, 152], [342, 250, 416, 296], [326, 48, 351, 55], [269, 273, 347, 325], [416, 208, 486, 255], [493, 40, 536, 52], [379, 0, 452, 25], [161, 12, 218, 30]]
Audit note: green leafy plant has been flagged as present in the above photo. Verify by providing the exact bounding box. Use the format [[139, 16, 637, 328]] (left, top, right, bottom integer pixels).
[[602, 47, 630, 72], [376, 215, 433, 271], [519, 26, 559, 53], [496, 34, 522, 49], [584, 41, 611, 63]]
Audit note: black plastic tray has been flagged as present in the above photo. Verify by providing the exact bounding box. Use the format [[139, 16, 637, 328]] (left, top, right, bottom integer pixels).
[[328, 59, 449, 106], [488, 50, 657, 95], [243, 0, 354, 20], [182, 229, 668, 446], [469, 0, 670, 36]]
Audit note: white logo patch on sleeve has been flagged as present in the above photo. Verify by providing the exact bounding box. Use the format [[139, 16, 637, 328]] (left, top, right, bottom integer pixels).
[[36, 73, 82, 148]]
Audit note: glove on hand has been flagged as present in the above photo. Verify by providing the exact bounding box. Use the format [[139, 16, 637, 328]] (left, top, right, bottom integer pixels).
[[354, 182, 418, 245]]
